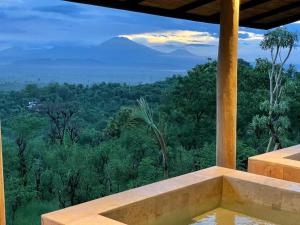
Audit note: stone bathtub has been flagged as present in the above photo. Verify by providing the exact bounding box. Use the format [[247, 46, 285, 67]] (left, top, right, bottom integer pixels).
[[42, 166, 300, 225]]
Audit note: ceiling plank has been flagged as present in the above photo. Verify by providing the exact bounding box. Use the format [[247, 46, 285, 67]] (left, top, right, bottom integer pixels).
[[128, 0, 145, 4], [245, 13, 300, 29], [240, 0, 272, 11], [174, 0, 215, 13], [241, 2, 300, 24]]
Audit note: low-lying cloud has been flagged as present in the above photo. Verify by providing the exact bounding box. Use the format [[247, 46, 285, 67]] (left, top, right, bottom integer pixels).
[[120, 30, 264, 47], [120, 30, 219, 46], [238, 31, 264, 42]]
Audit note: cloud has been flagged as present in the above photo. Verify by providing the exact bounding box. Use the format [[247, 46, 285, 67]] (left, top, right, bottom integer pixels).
[[238, 31, 264, 42], [120, 30, 264, 48], [120, 30, 218, 46]]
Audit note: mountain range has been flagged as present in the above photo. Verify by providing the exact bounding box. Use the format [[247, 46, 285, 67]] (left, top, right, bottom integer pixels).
[[0, 37, 206, 84]]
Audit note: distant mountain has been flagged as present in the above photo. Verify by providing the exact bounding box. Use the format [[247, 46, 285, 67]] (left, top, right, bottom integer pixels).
[[168, 49, 198, 58], [97, 37, 161, 57], [95, 37, 204, 68], [0, 37, 206, 84]]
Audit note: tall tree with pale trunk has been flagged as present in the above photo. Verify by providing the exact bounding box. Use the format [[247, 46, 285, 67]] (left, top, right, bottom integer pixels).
[[251, 27, 298, 152]]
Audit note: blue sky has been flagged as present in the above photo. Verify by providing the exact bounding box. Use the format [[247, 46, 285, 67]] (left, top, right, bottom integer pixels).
[[1, 0, 300, 63]]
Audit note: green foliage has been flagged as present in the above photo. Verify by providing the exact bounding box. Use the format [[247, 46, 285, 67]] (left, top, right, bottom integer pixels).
[[237, 142, 257, 170], [103, 107, 133, 139], [133, 97, 169, 177], [1, 57, 300, 224], [260, 27, 298, 50], [14, 200, 58, 225]]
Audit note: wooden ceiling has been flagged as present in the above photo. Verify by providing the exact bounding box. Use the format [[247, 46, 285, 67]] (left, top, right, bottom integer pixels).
[[66, 0, 300, 29]]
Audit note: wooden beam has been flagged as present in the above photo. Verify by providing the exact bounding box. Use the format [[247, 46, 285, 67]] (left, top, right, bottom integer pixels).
[[244, 12, 300, 29], [0, 125, 5, 225], [174, 0, 215, 13], [127, 0, 145, 4], [241, 2, 300, 24], [240, 0, 272, 11], [265, 14, 300, 29], [209, 0, 272, 21], [217, 0, 239, 169]]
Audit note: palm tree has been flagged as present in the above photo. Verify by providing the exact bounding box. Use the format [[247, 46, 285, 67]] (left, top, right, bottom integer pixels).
[[133, 97, 169, 178]]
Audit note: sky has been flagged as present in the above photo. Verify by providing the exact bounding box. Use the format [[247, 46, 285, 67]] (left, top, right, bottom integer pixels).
[[0, 0, 300, 63]]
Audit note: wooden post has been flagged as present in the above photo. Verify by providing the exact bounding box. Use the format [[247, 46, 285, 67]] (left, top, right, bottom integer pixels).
[[216, 0, 240, 169], [0, 125, 5, 225]]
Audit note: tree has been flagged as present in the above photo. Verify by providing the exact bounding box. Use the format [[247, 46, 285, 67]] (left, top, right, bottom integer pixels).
[[51, 146, 83, 208], [11, 113, 45, 186], [103, 107, 133, 140], [43, 103, 78, 145], [251, 28, 298, 152], [163, 62, 217, 150], [287, 69, 300, 144], [133, 98, 169, 178], [6, 177, 35, 225]]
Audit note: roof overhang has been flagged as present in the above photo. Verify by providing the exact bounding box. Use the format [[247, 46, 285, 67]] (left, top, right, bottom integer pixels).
[[65, 0, 300, 29]]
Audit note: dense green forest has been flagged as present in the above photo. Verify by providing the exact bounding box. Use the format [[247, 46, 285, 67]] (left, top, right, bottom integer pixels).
[[1, 28, 300, 224]]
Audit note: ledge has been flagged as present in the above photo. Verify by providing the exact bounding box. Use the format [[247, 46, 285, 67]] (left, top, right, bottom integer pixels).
[[248, 145, 300, 182]]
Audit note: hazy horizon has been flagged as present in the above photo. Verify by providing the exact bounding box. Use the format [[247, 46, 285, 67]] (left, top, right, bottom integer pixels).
[[0, 0, 300, 86]]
